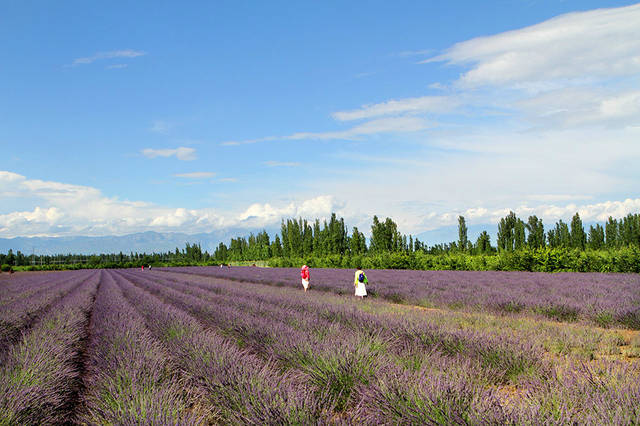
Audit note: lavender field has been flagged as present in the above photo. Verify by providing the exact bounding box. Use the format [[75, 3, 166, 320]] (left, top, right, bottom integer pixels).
[[162, 266, 640, 329], [1, 267, 639, 424]]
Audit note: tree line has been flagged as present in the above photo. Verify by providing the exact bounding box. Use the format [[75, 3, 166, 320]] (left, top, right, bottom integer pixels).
[[210, 211, 639, 260], [2, 212, 639, 273], [0, 243, 209, 271]]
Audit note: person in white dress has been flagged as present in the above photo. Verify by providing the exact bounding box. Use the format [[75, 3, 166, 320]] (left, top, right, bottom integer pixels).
[[354, 267, 368, 298]]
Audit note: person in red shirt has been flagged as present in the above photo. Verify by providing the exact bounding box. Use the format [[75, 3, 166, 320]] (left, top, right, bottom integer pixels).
[[300, 264, 310, 292]]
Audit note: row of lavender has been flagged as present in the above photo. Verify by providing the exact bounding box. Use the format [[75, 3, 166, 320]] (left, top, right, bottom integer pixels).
[[161, 266, 640, 328], [0, 270, 99, 424], [2, 269, 640, 423]]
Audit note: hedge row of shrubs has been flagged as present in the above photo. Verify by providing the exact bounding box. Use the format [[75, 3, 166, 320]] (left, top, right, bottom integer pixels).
[[267, 247, 640, 273]]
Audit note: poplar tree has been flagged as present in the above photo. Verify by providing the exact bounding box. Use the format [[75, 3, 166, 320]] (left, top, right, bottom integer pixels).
[[570, 212, 586, 250], [475, 231, 492, 254], [526, 215, 545, 249], [514, 219, 526, 250], [497, 211, 517, 251], [588, 224, 605, 250], [271, 235, 283, 257], [605, 217, 618, 248], [458, 215, 468, 252]]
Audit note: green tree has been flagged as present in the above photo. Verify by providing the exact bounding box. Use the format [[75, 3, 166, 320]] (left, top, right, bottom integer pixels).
[[526, 215, 545, 249], [350, 226, 367, 254], [271, 235, 283, 257], [514, 219, 526, 250], [458, 216, 468, 252], [370, 216, 401, 252], [214, 242, 228, 262], [497, 211, 517, 251], [548, 220, 570, 248], [587, 224, 605, 250], [6, 249, 15, 266], [605, 216, 618, 248], [475, 231, 492, 254], [570, 212, 586, 250]]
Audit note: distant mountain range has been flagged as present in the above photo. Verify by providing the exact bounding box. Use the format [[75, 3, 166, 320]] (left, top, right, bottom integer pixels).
[[0, 230, 241, 255]]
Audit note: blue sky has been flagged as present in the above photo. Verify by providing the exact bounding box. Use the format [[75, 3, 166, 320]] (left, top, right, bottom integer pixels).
[[1, 0, 639, 241]]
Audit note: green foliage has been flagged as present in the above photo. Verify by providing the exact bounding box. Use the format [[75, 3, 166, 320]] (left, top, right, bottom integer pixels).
[[593, 311, 614, 328], [570, 212, 586, 250], [458, 216, 468, 252]]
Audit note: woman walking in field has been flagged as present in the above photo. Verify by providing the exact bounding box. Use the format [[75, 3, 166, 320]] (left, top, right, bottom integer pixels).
[[354, 266, 368, 298], [300, 264, 310, 292]]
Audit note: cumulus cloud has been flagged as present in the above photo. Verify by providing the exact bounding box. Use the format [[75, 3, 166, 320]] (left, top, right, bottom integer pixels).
[[426, 3, 640, 87], [0, 172, 340, 237], [237, 195, 338, 226], [141, 147, 196, 161]]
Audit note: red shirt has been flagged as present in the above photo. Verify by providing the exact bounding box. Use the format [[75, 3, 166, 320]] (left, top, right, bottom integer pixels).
[[301, 267, 309, 280]]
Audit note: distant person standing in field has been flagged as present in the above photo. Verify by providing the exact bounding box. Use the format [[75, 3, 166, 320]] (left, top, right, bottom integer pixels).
[[300, 264, 310, 292], [354, 267, 368, 298]]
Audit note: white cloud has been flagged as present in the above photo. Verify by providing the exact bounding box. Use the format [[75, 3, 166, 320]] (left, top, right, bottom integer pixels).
[[106, 64, 128, 69], [237, 195, 338, 227], [517, 88, 640, 128], [221, 116, 429, 146], [0, 171, 25, 183], [397, 49, 434, 57], [174, 172, 216, 179], [287, 116, 429, 140], [0, 172, 340, 237], [332, 95, 459, 121], [141, 147, 196, 161], [426, 3, 640, 87], [72, 49, 146, 66], [264, 161, 300, 167]]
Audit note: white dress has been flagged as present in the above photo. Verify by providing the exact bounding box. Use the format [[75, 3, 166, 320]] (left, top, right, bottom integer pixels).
[[301, 278, 309, 290], [355, 281, 367, 297]]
